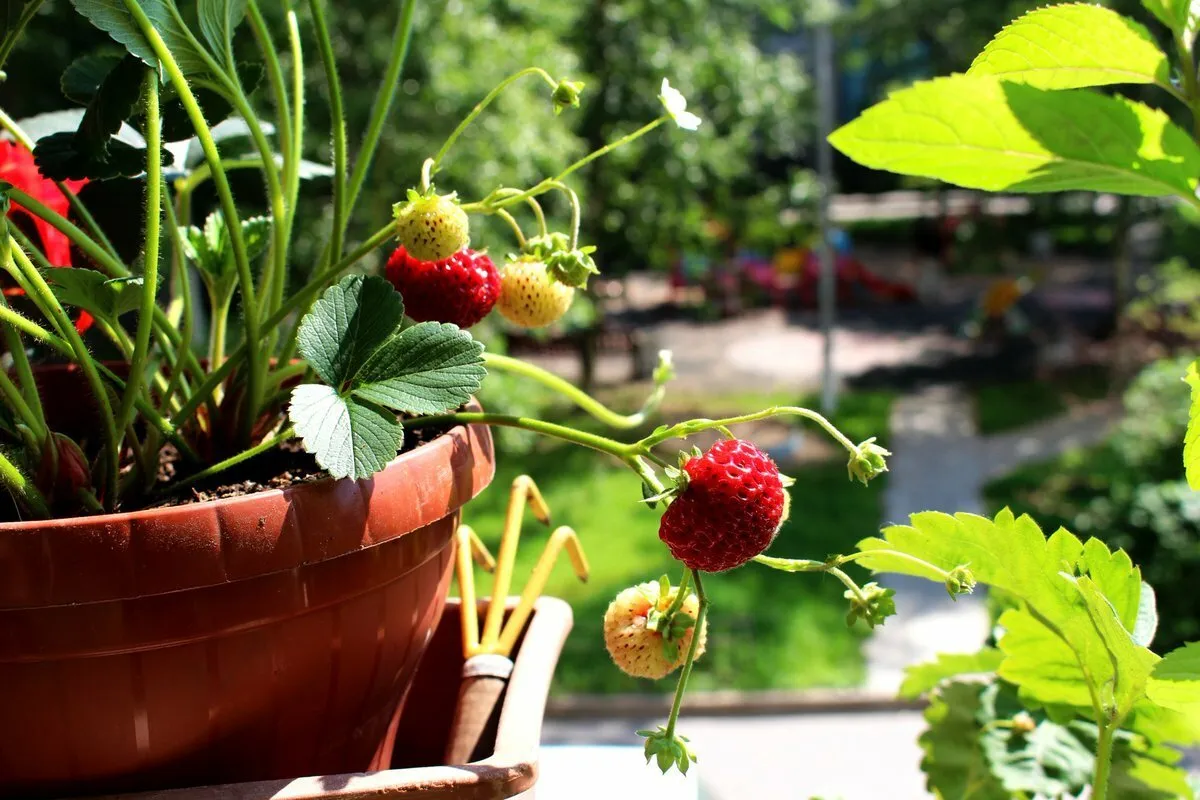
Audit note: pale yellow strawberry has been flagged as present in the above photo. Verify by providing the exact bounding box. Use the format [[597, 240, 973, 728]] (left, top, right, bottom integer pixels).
[[392, 191, 470, 262], [496, 256, 575, 328], [603, 581, 707, 680]]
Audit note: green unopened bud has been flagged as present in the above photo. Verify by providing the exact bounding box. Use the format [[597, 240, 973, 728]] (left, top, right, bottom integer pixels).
[[944, 565, 976, 598], [845, 581, 896, 630], [847, 438, 891, 485], [552, 78, 585, 114], [637, 726, 698, 776], [1011, 711, 1037, 734]]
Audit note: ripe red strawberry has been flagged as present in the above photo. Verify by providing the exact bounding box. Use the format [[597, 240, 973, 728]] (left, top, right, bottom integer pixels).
[[658, 439, 786, 572], [392, 190, 470, 262], [385, 246, 499, 328], [603, 581, 707, 679], [496, 256, 574, 328]]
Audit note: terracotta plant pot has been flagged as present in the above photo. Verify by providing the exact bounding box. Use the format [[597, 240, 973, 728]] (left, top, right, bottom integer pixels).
[[0, 381, 496, 798], [89, 597, 573, 800]]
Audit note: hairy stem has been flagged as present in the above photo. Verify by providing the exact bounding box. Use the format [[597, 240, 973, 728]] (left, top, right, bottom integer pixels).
[[665, 570, 707, 739], [0, 448, 49, 518], [1092, 722, 1114, 800], [308, 0, 348, 259], [117, 70, 163, 436], [175, 425, 295, 491], [408, 412, 634, 460]]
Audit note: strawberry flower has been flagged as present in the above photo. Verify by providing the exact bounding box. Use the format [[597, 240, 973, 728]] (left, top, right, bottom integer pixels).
[[658, 78, 702, 131]]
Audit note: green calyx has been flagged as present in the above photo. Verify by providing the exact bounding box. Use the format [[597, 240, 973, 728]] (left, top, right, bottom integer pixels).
[[944, 565, 977, 599], [637, 725, 697, 776], [551, 78, 585, 115], [847, 437, 891, 485], [845, 581, 896, 629], [522, 232, 599, 288], [643, 575, 699, 662]]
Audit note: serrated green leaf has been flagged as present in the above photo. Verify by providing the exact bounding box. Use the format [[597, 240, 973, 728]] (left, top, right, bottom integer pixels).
[[1146, 641, 1200, 714], [1128, 697, 1200, 746], [288, 384, 404, 481], [197, 0, 246, 58], [296, 274, 405, 388], [899, 649, 1004, 700], [69, 0, 212, 77], [353, 321, 485, 414], [1185, 361, 1200, 489], [997, 608, 1095, 710], [1134, 581, 1159, 648], [968, 5, 1173, 93], [919, 681, 1008, 800], [44, 268, 143, 321], [1068, 575, 1159, 716], [241, 215, 270, 261], [1078, 536, 1142, 632], [61, 52, 123, 105], [829, 76, 1200, 198]]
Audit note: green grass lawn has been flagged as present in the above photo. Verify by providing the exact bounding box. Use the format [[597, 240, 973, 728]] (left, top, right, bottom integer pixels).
[[972, 365, 1111, 436], [457, 390, 893, 694]]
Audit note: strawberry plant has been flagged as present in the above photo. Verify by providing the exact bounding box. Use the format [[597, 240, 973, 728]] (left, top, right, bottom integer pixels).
[[828, 2, 1200, 796]]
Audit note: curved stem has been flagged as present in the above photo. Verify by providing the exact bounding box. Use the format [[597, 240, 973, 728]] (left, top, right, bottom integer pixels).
[[641, 405, 860, 455], [308, 0, 348, 259], [407, 412, 634, 460], [246, 0, 293, 181], [0, 292, 45, 436], [0, 367, 46, 441], [9, 243, 120, 508], [160, 191, 194, 412], [0, 0, 45, 68], [123, 0, 264, 443], [483, 352, 667, 429], [665, 570, 707, 739], [430, 67, 557, 176], [345, 0, 416, 211], [118, 70, 162, 436], [548, 180, 582, 249], [495, 208, 526, 249]]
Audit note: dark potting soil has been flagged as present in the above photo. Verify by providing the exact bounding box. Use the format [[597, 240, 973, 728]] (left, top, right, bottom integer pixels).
[[148, 418, 455, 508]]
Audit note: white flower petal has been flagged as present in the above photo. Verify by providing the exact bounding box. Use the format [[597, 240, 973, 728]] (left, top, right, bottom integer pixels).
[[675, 110, 702, 131], [659, 77, 688, 116]]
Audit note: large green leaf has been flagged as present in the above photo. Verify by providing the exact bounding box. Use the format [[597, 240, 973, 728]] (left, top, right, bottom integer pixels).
[[1185, 360, 1200, 489], [998, 608, 1096, 710], [288, 384, 404, 481], [919, 681, 1008, 800], [1069, 575, 1159, 716], [197, 0, 246, 59], [60, 52, 123, 105], [354, 322, 486, 415], [295, 274, 406, 388], [829, 76, 1200, 198], [899, 649, 1004, 700], [1146, 641, 1200, 713], [70, 0, 211, 76], [968, 5, 1173, 93]]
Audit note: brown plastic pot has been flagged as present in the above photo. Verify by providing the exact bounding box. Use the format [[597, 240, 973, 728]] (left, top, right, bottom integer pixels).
[[0, 382, 496, 798], [84, 597, 573, 800]]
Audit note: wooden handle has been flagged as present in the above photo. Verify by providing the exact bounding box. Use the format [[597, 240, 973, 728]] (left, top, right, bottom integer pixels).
[[444, 654, 514, 765]]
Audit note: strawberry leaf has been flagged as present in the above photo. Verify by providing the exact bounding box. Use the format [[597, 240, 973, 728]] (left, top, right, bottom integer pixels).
[[1146, 642, 1200, 715], [296, 274, 405, 388], [353, 321, 484, 414], [899, 649, 1004, 701], [288, 384, 403, 481], [197, 0, 247, 59], [43, 268, 143, 322]]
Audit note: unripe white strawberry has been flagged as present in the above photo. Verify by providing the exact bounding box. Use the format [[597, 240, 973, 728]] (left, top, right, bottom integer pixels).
[[496, 256, 574, 328], [603, 580, 707, 680], [392, 190, 469, 262]]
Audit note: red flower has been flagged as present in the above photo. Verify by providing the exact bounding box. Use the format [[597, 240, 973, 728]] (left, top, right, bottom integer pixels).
[[0, 140, 92, 332]]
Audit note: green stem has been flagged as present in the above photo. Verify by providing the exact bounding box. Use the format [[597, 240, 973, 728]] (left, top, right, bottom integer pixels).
[[0, 448, 49, 518], [1093, 723, 1114, 800], [345, 0, 416, 211], [123, 0, 264, 444], [408, 412, 634, 460], [0, 0, 45, 68], [642, 405, 859, 455], [160, 191, 194, 412], [483, 352, 667, 429], [0, 293, 45, 435], [495, 208, 527, 248], [430, 67, 557, 177], [548, 180, 582, 249], [174, 425, 295, 491], [752, 554, 870, 604], [285, 9, 305, 226], [9, 243, 120, 508], [663, 569, 692, 620], [665, 569, 707, 739], [0, 367, 46, 441], [245, 0, 293, 171], [117, 70, 162, 436], [308, 0, 348, 259], [208, 290, 233, 369]]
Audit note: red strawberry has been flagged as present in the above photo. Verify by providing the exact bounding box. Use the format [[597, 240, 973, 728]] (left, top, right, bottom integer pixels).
[[385, 246, 500, 328], [658, 439, 786, 572]]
